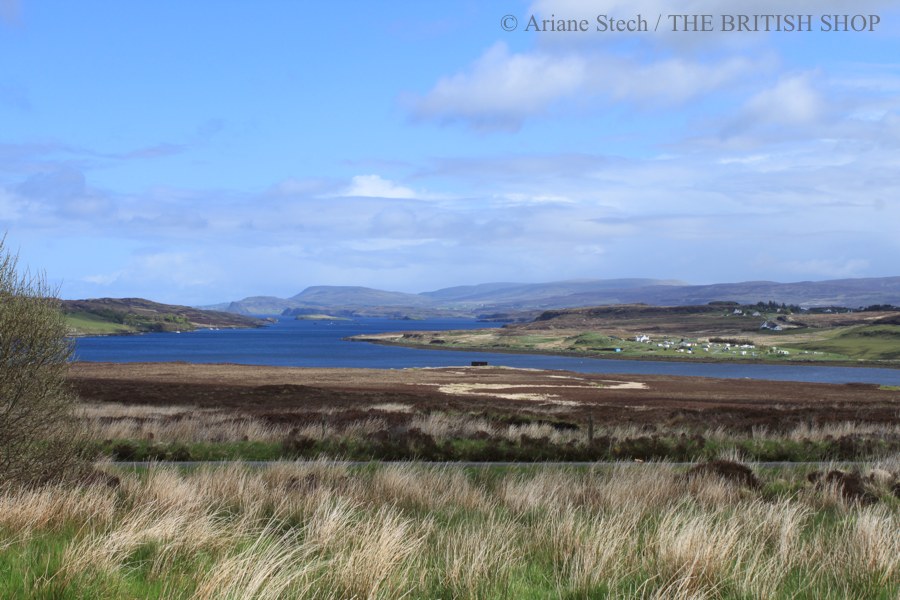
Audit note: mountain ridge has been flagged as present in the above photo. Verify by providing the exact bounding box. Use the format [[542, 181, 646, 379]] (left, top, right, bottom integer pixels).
[[219, 276, 900, 316]]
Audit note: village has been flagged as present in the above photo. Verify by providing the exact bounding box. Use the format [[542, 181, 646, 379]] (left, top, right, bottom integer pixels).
[[618, 306, 822, 359], [628, 333, 775, 358]]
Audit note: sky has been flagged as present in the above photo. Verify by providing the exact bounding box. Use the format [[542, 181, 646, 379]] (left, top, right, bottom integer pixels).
[[1, 0, 899, 305]]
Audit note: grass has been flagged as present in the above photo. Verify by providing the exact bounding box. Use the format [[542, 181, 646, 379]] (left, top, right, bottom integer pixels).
[[784, 325, 900, 361], [65, 308, 195, 337], [0, 460, 897, 598], [65, 312, 137, 336], [364, 319, 900, 365]]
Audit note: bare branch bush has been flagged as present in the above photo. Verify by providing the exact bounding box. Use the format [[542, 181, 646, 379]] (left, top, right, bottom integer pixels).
[[0, 238, 80, 486]]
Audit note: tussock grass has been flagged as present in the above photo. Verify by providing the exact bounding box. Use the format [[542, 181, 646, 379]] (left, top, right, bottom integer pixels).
[[1, 461, 897, 599]]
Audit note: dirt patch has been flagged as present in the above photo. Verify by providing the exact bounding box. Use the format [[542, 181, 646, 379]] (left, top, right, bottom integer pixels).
[[600, 380, 648, 390]]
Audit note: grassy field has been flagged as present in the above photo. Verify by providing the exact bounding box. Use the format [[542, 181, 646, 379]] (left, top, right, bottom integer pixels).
[[62, 298, 265, 337], [64, 312, 138, 336], [351, 303, 900, 365], [355, 325, 900, 365], [787, 325, 900, 361], [1, 460, 898, 599]]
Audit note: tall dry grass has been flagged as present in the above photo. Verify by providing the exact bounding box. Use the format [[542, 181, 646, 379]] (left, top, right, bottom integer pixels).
[[0, 460, 897, 599]]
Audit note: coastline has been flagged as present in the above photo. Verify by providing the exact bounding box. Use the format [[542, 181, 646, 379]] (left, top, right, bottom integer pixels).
[[347, 336, 900, 371], [67, 323, 272, 338]]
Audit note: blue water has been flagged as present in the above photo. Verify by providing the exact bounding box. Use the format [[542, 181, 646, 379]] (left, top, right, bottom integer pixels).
[[72, 317, 900, 385]]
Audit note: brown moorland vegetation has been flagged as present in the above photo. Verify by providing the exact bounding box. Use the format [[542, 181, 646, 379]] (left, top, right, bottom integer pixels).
[[68, 363, 900, 462]]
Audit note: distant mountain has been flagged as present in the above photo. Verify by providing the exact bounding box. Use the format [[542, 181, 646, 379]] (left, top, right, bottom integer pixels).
[[219, 276, 900, 317], [605, 277, 900, 308], [291, 286, 434, 308], [222, 296, 304, 315], [422, 279, 683, 305]]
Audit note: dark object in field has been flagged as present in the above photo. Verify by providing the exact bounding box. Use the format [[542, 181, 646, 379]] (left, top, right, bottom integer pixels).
[[807, 469, 878, 504], [471, 361, 489, 366], [685, 460, 761, 489]]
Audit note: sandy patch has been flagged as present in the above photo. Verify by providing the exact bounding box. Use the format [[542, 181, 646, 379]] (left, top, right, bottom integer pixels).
[[434, 383, 588, 404], [600, 381, 648, 390], [429, 380, 646, 402]]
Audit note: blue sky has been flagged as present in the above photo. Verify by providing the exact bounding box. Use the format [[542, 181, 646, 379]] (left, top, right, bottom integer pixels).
[[1, 0, 899, 304]]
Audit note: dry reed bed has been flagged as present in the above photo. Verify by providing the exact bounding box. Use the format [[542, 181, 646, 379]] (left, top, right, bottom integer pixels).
[[1, 460, 898, 599]]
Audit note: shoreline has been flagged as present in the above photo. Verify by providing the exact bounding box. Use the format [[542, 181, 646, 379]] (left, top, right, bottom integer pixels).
[[347, 336, 900, 371], [68, 323, 271, 339]]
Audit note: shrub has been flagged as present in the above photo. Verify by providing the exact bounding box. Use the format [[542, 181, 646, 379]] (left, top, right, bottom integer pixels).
[[0, 238, 82, 486]]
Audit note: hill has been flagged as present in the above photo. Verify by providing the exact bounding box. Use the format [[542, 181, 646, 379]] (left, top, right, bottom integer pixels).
[[221, 276, 900, 317], [290, 286, 434, 307], [420, 278, 682, 304], [223, 296, 302, 315], [63, 298, 267, 336]]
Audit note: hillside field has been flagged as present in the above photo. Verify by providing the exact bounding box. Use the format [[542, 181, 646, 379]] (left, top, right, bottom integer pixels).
[[351, 304, 900, 366]]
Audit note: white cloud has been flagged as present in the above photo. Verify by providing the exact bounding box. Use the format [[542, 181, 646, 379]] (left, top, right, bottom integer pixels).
[[411, 42, 586, 131], [411, 0, 896, 133], [341, 175, 418, 199], [496, 192, 575, 206], [408, 37, 763, 130]]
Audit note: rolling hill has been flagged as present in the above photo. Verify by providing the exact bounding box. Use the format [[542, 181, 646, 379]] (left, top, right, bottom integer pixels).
[[221, 276, 900, 317], [63, 298, 267, 336]]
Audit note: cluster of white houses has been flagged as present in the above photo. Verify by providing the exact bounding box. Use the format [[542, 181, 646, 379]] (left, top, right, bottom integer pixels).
[[631, 334, 772, 357], [634, 334, 756, 356]]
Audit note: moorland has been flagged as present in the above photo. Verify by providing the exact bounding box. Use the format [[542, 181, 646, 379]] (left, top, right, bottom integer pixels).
[[2, 356, 898, 599], [69, 362, 900, 463]]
